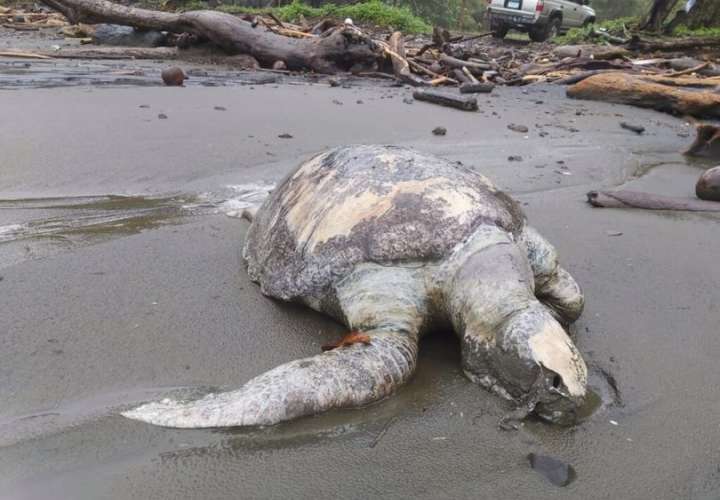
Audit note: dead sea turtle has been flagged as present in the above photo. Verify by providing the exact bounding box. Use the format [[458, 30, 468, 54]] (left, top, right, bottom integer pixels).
[[123, 145, 587, 428]]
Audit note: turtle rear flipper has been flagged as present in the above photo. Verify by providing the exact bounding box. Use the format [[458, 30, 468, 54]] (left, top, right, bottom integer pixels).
[[520, 226, 585, 325]]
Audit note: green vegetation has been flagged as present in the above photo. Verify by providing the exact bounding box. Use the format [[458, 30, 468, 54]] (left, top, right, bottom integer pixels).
[[556, 10, 720, 44], [672, 25, 720, 37], [182, 0, 431, 33]]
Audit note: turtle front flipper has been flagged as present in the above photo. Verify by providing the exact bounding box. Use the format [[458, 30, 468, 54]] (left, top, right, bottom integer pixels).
[[123, 265, 428, 428], [446, 227, 588, 425], [520, 225, 585, 325]]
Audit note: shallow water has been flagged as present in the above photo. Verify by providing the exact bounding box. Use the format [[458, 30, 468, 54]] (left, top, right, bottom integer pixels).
[[0, 185, 274, 269]]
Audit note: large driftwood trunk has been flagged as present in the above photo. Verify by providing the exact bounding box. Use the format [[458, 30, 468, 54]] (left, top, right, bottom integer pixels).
[[39, 0, 382, 73], [567, 73, 720, 119]]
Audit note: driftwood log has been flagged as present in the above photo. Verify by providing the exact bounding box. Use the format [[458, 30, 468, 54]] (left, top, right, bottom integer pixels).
[[567, 73, 720, 118], [413, 89, 478, 111], [385, 31, 426, 86], [39, 0, 381, 73], [459, 82, 494, 94], [587, 190, 720, 212]]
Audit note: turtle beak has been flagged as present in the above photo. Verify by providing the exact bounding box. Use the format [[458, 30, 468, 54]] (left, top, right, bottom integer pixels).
[[525, 319, 588, 425], [533, 370, 586, 425]]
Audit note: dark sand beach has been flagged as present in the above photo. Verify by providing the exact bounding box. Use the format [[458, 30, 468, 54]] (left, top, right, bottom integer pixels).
[[2, 80, 719, 499]]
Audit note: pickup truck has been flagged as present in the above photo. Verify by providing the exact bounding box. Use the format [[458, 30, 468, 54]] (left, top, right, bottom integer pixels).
[[486, 0, 596, 42]]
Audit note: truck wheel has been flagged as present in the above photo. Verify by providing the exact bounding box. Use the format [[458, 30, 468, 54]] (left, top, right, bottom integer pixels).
[[492, 24, 509, 39], [529, 16, 560, 42]]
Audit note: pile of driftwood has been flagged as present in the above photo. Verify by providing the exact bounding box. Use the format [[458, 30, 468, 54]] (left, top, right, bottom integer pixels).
[[3, 0, 720, 117], [0, 5, 68, 30]]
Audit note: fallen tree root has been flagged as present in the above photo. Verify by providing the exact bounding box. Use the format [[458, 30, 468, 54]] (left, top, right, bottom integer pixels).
[[567, 73, 720, 118], [384, 31, 426, 86], [38, 0, 381, 73], [587, 190, 720, 212], [684, 123, 720, 157]]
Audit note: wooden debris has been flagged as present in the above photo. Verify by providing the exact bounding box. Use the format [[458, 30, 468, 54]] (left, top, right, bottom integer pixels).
[[2, 23, 40, 31], [460, 82, 494, 94], [620, 122, 645, 134], [0, 50, 53, 59], [439, 54, 492, 75], [413, 89, 478, 111], [567, 73, 720, 119], [587, 190, 720, 212], [684, 123, 720, 156], [36, 0, 382, 74], [385, 32, 426, 87], [15, 0, 720, 91], [23, 46, 179, 59], [666, 62, 710, 77]]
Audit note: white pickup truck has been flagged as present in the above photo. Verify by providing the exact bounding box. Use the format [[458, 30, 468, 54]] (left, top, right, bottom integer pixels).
[[486, 0, 596, 42]]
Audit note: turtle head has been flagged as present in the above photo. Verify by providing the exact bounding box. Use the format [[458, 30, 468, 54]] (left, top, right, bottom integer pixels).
[[462, 305, 588, 426]]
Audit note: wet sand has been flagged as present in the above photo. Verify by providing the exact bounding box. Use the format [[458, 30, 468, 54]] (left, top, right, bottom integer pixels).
[[2, 81, 720, 500]]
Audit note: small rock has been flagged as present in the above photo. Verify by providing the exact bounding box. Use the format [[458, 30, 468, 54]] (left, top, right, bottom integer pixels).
[[508, 155, 523, 162], [507, 123, 529, 133], [432, 126, 447, 136], [606, 231, 623, 237], [403, 98, 413, 105], [161, 66, 186, 86], [328, 78, 340, 87], [696, 166, 720, 201], [332, 99, 343, 106], [539, 131, 549, 137], [528, 453, 575, 487], [139, 104, 150, 108], [13, 14, 26, 23], [158, 113, 168, 120], [214, 106, 227, 111], [272, 60, 287, 70], [278, 133, 293, 139], [356, 100, 364, 104]]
